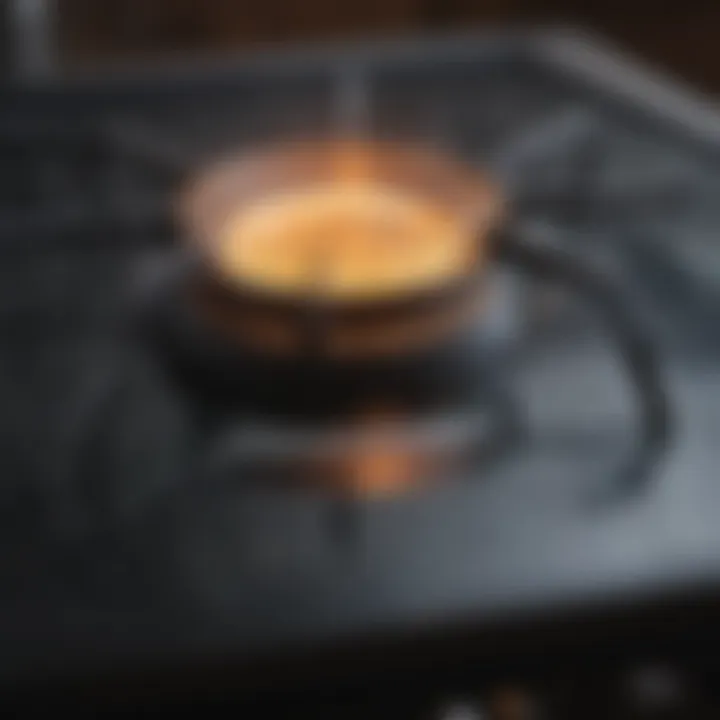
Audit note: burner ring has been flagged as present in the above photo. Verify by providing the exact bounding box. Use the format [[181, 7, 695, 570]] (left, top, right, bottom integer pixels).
[[202, 390, 521, 498]]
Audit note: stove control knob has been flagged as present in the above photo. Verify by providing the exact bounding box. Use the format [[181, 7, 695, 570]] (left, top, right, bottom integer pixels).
[[437, 700, 486, 720], [489, 686, 540, 720], [624, 664, 686, 715]]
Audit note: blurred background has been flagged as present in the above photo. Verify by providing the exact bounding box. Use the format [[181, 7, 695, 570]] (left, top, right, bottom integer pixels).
[[3, 0, 720, 91]]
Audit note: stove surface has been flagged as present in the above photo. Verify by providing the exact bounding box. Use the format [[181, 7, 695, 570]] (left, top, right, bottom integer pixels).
[[0, 30, 719, 692]]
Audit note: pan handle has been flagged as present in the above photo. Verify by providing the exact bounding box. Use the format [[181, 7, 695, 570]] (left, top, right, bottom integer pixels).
[[496, 226, 671, 488]]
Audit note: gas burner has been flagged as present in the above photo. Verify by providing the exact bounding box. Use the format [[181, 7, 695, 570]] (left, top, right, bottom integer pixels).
[[133, 215, 669, 508], [203, 398, 519, 502], [198, 358, 520, 499], [134, 251, 523, 500]]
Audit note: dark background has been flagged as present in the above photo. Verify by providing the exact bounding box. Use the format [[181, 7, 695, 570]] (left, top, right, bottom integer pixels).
[[54, 0, 720, 92]]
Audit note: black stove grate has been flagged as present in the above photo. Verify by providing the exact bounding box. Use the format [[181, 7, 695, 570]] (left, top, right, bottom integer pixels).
[[0, 32, 719, 698]]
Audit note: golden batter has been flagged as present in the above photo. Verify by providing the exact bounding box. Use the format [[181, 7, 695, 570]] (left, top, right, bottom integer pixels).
[[217, 183, 473, 300]]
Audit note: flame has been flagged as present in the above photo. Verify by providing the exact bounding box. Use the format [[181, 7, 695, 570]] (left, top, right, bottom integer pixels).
[[344, 403, 425, 497], [350, 447, 420, 497]]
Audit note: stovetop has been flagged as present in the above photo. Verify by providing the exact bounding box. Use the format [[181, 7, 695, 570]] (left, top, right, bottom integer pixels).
[[1, 30, 720, 694]]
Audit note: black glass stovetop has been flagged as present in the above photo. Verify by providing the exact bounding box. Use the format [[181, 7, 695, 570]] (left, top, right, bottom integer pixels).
[[0, 31, 719, 694]]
